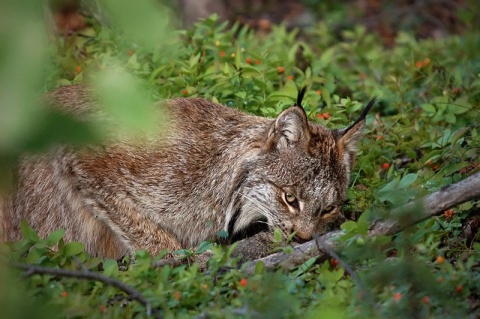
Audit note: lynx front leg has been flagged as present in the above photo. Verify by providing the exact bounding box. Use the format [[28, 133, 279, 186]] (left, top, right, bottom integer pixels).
[[93, 203, 183, 258]]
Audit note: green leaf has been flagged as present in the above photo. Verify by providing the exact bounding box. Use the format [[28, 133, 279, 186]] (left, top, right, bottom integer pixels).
[[444, 112, 456, 124], [254, 261, 265, 274], [420, 103, 435, 113], [197, 241, 212, 254], [274, 228, 283, 242], [46, 229, 65, 247], [442, 162, 469, 176], [340, 220, 358, 233], [398, 173, 418, 188], [449, 96, 472, 114], [63, 242, 85, 257], [294, 257, 316, 277], [20, 220, 39, 242], [102, 259, 119, 277]]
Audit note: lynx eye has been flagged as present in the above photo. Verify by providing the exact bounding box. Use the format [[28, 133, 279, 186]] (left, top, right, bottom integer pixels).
[[284, 192, 298, 207], [322, 205, 336, 215]]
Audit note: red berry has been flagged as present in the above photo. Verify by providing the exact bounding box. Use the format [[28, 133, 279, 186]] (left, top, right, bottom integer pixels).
[[436, 256, 445, 264], [382, 163, 390, 170], [127, 49, 134, 56], [75, 65, 81, 73], [287, 75, 294, 81], [219, 51, 225, 57], [61, 291, 68, 298], [246, 58, 252, 65], [173, 291, 181, 300], [239, 278, 248, 287], [443, 209, 454, 220], [277, 66, 284, 74], [393, 293, 402, 301], [182, 89, 188, 95]]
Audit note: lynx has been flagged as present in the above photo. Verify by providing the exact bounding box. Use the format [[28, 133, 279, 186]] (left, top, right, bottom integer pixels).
[[1, 85, 374, 260]]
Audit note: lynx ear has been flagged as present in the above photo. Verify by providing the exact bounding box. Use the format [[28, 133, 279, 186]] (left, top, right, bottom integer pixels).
[[266, 106, 310, 150], [336, 98, 376, 168]]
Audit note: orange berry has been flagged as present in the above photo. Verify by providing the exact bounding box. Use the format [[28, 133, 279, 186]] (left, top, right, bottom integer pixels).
[[277, 66, 285, 74], [127, 49, 134, 56], [382, 163, 390, 170], [246, 58, 252, 65], [443, 209, 454, 220], [316, 90, 321, 95], [239, 278, 248, 287], [255, 59, 261, 64], [61, 291, 68, 298], [219, 51, 226, 57], [258, 18, 271, 31], [75, 65, 81, 73], [323, 112, 331, 119], [173, 291, 181, 300], [415, 61, 424, 68], [182, 89, 188, 95], [436, 256, 445, 264], [423, 58, 431, 67], [287, 75, 294, 81], [392, 293, 402, 301], [317, 114, 325, 119], [376, 135, 383, 140], [456, 285, 463, 293]]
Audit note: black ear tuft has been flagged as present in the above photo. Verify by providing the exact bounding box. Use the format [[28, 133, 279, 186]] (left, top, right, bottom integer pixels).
[[343, 97, 376, 135], [296, 86, 307, 108]]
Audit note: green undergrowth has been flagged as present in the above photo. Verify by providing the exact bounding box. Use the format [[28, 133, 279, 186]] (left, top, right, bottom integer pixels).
[[1, 1, 480, 318]]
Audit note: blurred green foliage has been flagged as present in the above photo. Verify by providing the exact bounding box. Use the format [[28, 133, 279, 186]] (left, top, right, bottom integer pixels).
[[1, 0, 480, 318]]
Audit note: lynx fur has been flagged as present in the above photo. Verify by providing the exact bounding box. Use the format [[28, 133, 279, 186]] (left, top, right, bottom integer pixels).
[[1, 85, 374, 259]]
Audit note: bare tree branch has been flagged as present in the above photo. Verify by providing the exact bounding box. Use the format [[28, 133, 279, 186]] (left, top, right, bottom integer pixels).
[[368, 170, 480, 236], [10, 262, 162, 319], [243, 171, 480, 274]]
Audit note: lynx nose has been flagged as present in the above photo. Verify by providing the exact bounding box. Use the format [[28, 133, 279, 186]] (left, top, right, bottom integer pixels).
[[292, 228, 312, 243]]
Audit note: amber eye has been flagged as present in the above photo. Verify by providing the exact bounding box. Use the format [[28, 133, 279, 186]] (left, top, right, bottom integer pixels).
[[322, 205, 336, 214], [284, 193, 297, 205]]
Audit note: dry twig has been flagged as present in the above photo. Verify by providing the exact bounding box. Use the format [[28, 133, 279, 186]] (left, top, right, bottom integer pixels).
[[11, 262, 162, 319]]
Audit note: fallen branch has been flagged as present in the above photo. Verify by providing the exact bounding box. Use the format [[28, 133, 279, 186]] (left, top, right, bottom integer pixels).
[[243, 171, 480, 274], [11, 262, 162, 319]]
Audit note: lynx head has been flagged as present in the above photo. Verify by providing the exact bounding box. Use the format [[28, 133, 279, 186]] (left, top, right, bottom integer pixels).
[[231, 89, 375, 242]]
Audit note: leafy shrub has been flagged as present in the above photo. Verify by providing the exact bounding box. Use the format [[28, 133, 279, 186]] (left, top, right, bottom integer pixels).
[[1, 1, 479, 318]]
